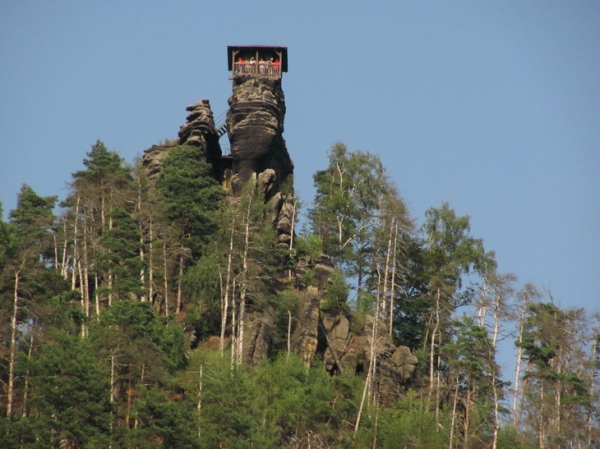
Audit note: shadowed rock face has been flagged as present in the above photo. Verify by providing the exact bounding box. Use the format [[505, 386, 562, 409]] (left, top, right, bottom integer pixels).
[[227, 76, 293, 199], [178, 99, 222, 166], [141, 84, 295, 365], [292, 256, 419, 405], [142, 99, 222, 181]]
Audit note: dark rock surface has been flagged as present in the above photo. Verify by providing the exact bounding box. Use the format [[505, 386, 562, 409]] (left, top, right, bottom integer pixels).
[[226, 76, 293, 198], [142, 99, 222, 181], [178, 99, 222, 167], [292, 257, 418, 404]]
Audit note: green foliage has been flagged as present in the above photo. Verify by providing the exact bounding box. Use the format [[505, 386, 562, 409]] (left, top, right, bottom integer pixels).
[[98, 207, 146, 300], [2, 131, 599, 448], [72, 140, 130, 185], [496, 426, 537, 449], [21, 332, 112, 447], [126, 386, 200, 448], [182, 253, 223, 339], [9, 184, 57, 256], [421, 202, 492, 294], [254, 354, 359, 446], [192, 351, 267, 448], [156, 145, 224, 257], [95, 300, 188, 373], [309, 142, 389, 265], [374, 391, 451, 448], [322, 269, 350, 314], [295, 233, 323, 258]]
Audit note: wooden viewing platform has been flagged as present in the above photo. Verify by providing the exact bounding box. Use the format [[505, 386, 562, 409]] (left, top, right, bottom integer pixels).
[[227, 45, 287, 80]]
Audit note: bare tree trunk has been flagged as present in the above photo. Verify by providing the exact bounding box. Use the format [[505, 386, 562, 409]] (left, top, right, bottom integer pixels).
[[82, 217, 91, 318], [197, 364, 203, 438], [287, 310, 292, 362], [355, 272, 382, 435], [230, 279, 237, 371], [464, 388, 471, 449], [220, 216, 235, 357], [428, 289, 441, 410], [513, 291, 528, 429], [492, 374, 500, 449], [381, 217, 393, 328], [288, 197, 298, 280], [517, 362, 531, 437], [7, 264, 24, 418], [354, 360, 372, 436], [71, 197, 80, 291], [539, 386, 546, 449], [94, 274, 100, 318], [22, 330, 34, 418], [77, 259, 86, 338], [490, 287, 503, 449], [107, 214, 114, 307], [61, 219, 69, 279], [53, 233, 59, 273], [449, 373, 459, 449], [137, 176, 146, 303], [163, 239, 169, 317], [148, 222, 154, 306], [388, 221, 398, 337], [237, 193, 253, 366], [477, 280, 489, 328], [139, 237, 146, 302], [176, 252, 184, 314]]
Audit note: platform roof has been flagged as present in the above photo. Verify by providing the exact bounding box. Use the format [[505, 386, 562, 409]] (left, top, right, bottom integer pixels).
[[227, 45, 288, 72]]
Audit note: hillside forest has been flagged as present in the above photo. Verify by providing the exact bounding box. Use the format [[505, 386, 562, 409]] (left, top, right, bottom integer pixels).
[[1, 140, 599, 448]]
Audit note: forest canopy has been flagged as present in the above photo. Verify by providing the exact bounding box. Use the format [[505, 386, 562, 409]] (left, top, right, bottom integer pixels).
[[0, 140, 598, 448]]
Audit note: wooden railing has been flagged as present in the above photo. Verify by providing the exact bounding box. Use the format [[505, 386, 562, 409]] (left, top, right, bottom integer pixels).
[[233, 62, 281, 78]]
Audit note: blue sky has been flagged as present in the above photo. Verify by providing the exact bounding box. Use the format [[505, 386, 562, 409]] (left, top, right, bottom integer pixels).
[[2, 1, 599, 356]]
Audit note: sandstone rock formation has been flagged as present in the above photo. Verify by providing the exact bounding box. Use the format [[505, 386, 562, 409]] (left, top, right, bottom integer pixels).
[[292, 257, 419, 404], [226, 75, 293, 198], [142, 99, 222, 181], [139, 71, 417, 405]]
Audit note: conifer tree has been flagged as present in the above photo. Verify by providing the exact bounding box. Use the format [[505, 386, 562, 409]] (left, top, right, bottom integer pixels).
[[156, 145, 224, 314], [98, 208, 146, 302]]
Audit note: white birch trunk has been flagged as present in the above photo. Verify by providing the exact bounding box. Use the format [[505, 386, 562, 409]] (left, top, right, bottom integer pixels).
[[163, 240, 169, 317], [220, 216, 235, 356], [21, 330, 34, 418], [513, 294, 527, 428], [449, 373, 459, 449], [388, 221, 398, 337], [7, 264, 23, 418], [176, 253, 184, 314], [355, 271, 382, 434], [237, 192, 253, 366], [148, 222, 154, 306], [197, 364, 203, 438], [61, 219, 69, 279]]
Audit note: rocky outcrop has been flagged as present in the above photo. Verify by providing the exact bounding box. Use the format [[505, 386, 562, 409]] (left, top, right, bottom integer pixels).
[[243, 312, 274, 366], [142, 99, 222, 181], [293, 287, 321, 368], [321, 313, 418, 404], [227, 76, 293, 198], [227, 75, 294, 249], [295, 255, 335, 290], [178, 99, 222, 167], [143, 141, 179, 181], [292, 258, 418, 404]]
